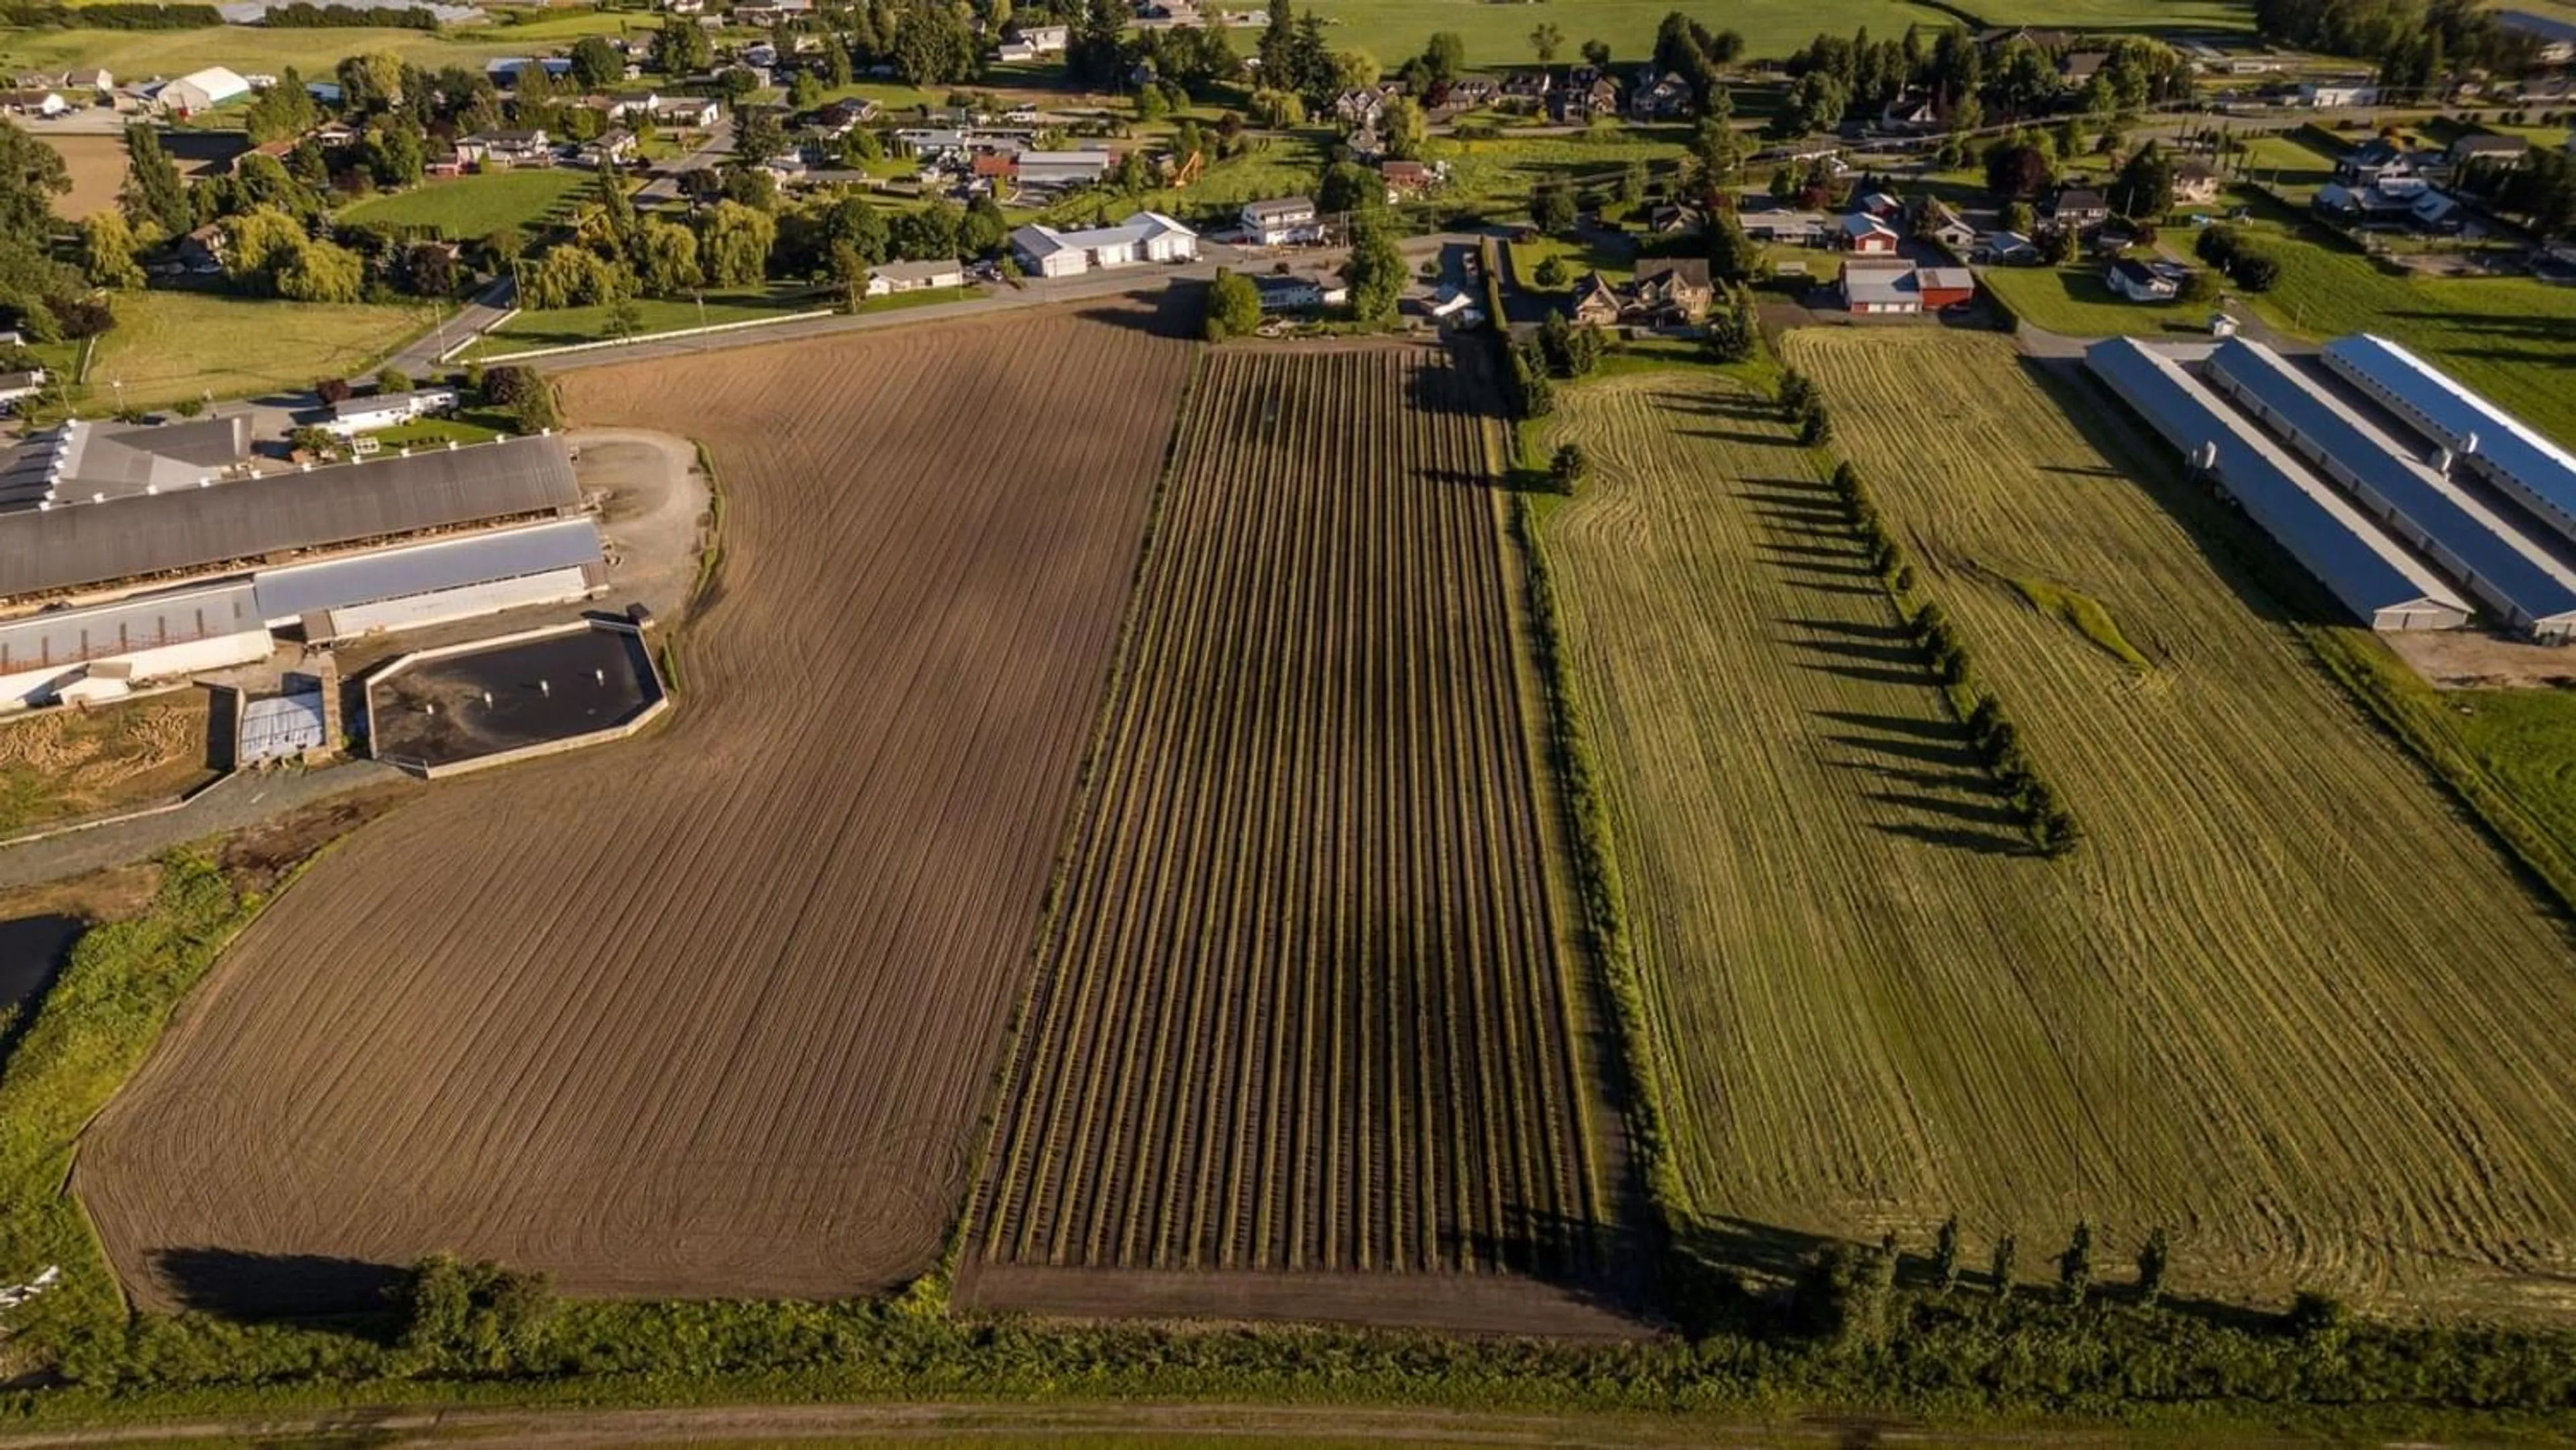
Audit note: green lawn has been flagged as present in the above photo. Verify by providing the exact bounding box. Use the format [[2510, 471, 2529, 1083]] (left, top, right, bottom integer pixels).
[[1425, 127, 1688, 216], [1509, 234, 1632, 289], [1039, 134, 1326, 227], [338, 168, 596, 240], [0, 15, 625, 80], [466, 283, 969, 358], [364, 413, 510, 449], [1980, 262, 2219, 339], [86, 291, 427, 409], [2236, 132, 2337, 199]]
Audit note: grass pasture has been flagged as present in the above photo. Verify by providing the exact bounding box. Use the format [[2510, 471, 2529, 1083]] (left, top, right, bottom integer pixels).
[[463, 284, 831, 358], [1979, 261, 2219, 339], [1539, 338, 2576, 1315], [1296, 0, 1956, 69], [86, 290, 424, 408], [337, 166, 595, 240]]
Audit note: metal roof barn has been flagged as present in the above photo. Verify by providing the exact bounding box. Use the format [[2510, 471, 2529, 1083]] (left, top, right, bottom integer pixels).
[[0, 582, 261, 674], [2085, 338, 2470, 631], [238, 690, 327, 764], [252, 519, 603, 624], [2321, 334, 2576, 550], [2209, 339, 2576, 639], [0, 436, 579, 600]]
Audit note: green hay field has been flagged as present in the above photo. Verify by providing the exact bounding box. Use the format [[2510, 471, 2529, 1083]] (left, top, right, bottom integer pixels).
[[1535, 342, 2576, 1316]]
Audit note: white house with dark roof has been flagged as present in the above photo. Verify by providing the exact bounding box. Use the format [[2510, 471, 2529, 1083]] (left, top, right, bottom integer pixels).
[[1240, 196, 1320, 245]]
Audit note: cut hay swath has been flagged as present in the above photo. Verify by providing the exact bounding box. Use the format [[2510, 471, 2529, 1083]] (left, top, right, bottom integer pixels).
[[1539, 348, 2576, 1313]]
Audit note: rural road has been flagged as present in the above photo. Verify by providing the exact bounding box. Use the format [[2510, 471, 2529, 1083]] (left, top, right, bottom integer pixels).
[[384, 272, 518, 376], [0, 759, 408, 893], [634, 116, 736, 204]]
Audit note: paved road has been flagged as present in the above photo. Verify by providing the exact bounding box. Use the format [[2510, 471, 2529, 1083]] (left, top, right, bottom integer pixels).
[[636, 117, 736, 204], [0, 760, 409, 894], [388, 272, 519, 376]]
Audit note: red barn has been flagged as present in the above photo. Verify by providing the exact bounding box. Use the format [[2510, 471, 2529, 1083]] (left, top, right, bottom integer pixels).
[[1917, 266, 1977, 309]]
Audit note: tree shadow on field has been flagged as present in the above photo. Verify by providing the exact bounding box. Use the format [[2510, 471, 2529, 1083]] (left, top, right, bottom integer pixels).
[[152, 1247, 407, 1325], [1439, 1202, 1662, 1327], [1068, 286, 1199, 340], [1788, 634, 1923, 668]]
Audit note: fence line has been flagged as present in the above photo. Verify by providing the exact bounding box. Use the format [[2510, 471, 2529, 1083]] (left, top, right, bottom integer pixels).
[[468, 309, 839, 365]]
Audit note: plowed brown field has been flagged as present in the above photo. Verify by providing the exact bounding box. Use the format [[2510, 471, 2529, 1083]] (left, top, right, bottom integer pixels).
[[964, 343, 1627, 1331], [75, 303, 1193, 1312]]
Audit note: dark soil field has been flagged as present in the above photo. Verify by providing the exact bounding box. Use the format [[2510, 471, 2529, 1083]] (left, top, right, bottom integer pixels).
[[75, 302, 1195, 1312], [965, 341, 1630, 1333]]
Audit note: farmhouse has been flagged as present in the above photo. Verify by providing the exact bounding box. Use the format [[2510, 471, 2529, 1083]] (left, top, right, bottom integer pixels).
[[866, 258, 965, 295], [2324, 333, 2576, 552], [2337, 138, 2416, 183], [1841, 213, 1900, 254], [455, 130, 552, 168], [327, 386, 462, 437], [1569, 272, 1623, 327], [582, 127, 637, 166], [1840, 260, 1923, 315], [1552, 75, 1620, 123], [154, 66, 250, 115], [0, 434, 606, 707], [2106, 258, 2181, 302], [1240, 196, 1321, 245], [1380, 159, 1434, 197], [1879, 93, 1940, 134], [0, 89, 66, 118], [1010, 212, 1197, 277], [1629, 258, 1715, 324], [1918, 199, 1978, 251], [2084, 337, 2470, 631], [1629, 70, 1693, 120], [2300, 79, 2381, 107], [1254, 272, 1347, 311], [2209, 337, 2576, 641], [0, 368, 44, 411]]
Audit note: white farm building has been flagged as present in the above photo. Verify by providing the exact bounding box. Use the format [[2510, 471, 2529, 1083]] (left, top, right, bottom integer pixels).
[[1010, 212, 1197, 278], [154, 66, 250, 115]]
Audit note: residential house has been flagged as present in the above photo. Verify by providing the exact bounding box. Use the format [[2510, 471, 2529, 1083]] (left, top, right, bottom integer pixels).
[[971, 151, 1018, 192], [1629, 257, 1715, 325], [653, 95, 721, 127], [1649, 202, 1706, 236], [2496, 9, 2576, 65], [2174, 159, 2222, 205], [1841, 260, 1922, 314], [1917, 266, 1977, 308], [1380, 159, 1436, 199], [1569, 272, 1623, 326], [1009, 211, 1197, 276], [1254, 272, 1348, 312], [867, 258, 965, 295], [582, 127, 637, 166], [1016, 24, 1070, 53], [2410, 188, 2465, 231], [1842, 212, 1900, 254], [1628, 70, 1694, 121], [2047, 185, 2111, 229], [1878, 92, 1939, 134], [177, 223, 227, 272], [1240, 195, 1320, 245], [2337, 138, 2416, 184], [1429, 76, 1498, 113], [455, 130, 552, 168], [154, 65, 250, 115], [1856, 190, 1902, 219], [2449, 133, 2530, 168], [2314, 177, 2427, 219], [325, 386, 461, 437], [1500, 71, 1554, 109], [1552, 74, 1619, 123], [733, 0, 812, 21], [2057, 50, 2109, 86], [1739, 203, 1829, 246], [60, 66, 111, 96], [0, 89, 65, 118], [1979, 230, 2041, 263], [1919, 199, 1978, 252], [1333, 86, 1392, 127], [2105, 258, 2180, 301], [1978, 26, 2074, 54]]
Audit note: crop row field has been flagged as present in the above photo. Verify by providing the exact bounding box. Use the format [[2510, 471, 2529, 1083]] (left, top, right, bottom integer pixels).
[[75, 305, 1193, 1313], [965, 342, 1628, 1334], [1539, 337, 2576, 1315]]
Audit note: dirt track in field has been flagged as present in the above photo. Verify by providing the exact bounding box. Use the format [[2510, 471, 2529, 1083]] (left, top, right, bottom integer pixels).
[[966, 342, 1627, 1331], [74, 301, 1193, 1312]]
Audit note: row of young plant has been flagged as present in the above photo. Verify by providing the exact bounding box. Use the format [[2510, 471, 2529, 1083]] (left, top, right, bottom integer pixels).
[[1790, 370, 2083, 858]]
